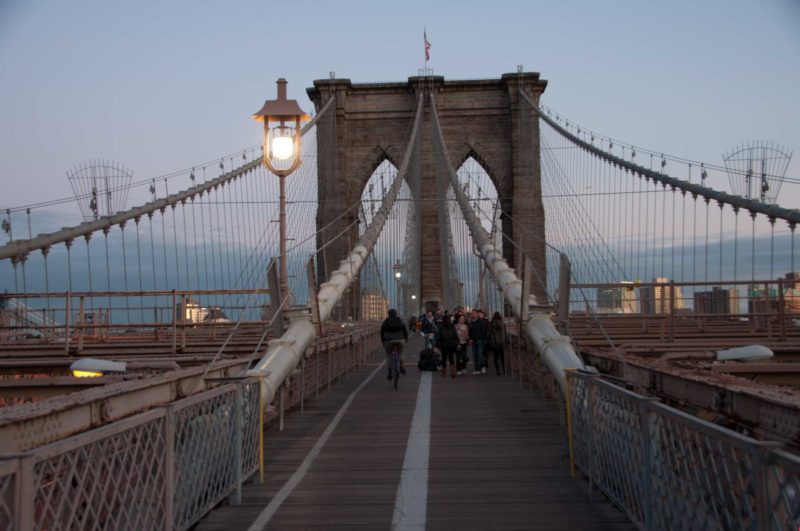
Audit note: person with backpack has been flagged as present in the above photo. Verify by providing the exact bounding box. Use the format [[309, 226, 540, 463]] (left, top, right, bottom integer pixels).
[[436, 314, 459, 378], [421, 310, 437, 349], [380, 309, 408, 380]]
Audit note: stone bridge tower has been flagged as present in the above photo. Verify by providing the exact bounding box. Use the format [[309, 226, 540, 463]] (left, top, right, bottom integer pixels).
[[307, 72, 548, 317]]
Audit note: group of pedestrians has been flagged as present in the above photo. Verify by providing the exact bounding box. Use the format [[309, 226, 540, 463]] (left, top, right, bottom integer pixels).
[[410, 307, 506, 378]]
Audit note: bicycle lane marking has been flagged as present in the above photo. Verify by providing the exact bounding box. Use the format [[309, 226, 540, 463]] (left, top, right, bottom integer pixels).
[[247, 361, 386, 531], [392, 370, 432, 530]]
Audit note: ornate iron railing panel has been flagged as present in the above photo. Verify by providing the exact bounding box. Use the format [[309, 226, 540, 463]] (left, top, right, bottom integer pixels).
[[26, 409, 167, 530], [649, 401, 766, 530], [172, 386, 238, 530], [2, 379, 260, 531], [567, 371, 800, 530], [0, 459, 17, 531], [591, 380, 650, 527], [767, 449, 800, 531], [241, 379, 262, 477]]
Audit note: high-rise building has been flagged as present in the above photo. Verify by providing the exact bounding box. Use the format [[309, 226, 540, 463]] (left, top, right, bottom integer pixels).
[[694, 286, 740, 317], [360, 289, 388, 321], [597, 282, 638, 314], [640, 278, 684, 315], [783, 272, 800, 315]]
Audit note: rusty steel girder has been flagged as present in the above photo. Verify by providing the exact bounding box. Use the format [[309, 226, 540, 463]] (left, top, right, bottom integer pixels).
[[581, 349, 800, 445], [0, 358, 250, 453]]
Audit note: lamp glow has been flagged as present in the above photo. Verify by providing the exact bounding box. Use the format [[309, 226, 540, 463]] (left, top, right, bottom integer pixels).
[[411, 295, 417, 300], [252, 78, 310, 177], [73, 370, 103, 378], [394, 271, 402, 279], [271, 134, 294, 160]]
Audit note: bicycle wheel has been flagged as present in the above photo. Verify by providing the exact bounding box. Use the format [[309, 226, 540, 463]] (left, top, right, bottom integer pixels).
[[392, 352, 400, 389]]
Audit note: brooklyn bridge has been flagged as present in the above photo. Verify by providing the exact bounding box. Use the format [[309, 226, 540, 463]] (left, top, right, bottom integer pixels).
[[0, 71, 798, 530]]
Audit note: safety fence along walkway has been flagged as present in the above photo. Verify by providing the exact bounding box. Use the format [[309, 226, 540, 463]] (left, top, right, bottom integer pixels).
[[567, 370, 800, 530]]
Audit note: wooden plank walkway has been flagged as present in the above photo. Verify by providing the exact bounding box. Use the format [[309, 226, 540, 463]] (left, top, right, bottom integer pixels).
[[196, 335, 636, 530]]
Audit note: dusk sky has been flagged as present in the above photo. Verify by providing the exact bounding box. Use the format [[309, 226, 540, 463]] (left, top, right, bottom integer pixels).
[[1, 0, 799, 212]]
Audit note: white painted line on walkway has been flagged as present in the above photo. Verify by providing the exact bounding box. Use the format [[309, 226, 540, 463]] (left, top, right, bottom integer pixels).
[[392, 371, 432, 530], [247, 361, 386, 531]]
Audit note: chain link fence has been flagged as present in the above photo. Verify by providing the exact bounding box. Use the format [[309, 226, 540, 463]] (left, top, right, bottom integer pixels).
[[567, 370, 800, 530]]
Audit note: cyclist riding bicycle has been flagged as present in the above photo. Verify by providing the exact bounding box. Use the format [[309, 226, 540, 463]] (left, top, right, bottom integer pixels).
[[380, 309, 409, 380]]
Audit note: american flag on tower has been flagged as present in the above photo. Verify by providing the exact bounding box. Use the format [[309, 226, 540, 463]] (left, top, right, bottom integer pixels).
[[424, 29, 431, 63]]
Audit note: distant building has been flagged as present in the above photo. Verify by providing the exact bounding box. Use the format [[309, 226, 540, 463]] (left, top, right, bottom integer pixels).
[[640, 278, 684, 315], [694, 286, 740, 317], [361, 289, 388, 321], [204, 307, 230, 323], [597, 282, 638, 314], [783, 272, 800, 315], [180, 299, 208, 323]]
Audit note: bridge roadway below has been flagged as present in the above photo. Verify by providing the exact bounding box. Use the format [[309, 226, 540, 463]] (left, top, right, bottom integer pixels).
[[196, 334, 635, 530]]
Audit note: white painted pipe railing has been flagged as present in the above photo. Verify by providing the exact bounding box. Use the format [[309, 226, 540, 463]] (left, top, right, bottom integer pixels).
[[429, 93, 585, 395], [247, 95, 424, 407]]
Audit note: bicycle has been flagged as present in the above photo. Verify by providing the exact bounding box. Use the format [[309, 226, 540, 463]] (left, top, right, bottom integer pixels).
[[390, 344, 401, 389]]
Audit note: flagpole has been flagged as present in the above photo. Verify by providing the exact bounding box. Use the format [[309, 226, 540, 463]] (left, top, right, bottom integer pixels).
[[424, 27, 428, 69]]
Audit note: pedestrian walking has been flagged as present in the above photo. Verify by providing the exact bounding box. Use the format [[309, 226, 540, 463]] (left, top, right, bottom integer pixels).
[[487, 311, 506, 375]]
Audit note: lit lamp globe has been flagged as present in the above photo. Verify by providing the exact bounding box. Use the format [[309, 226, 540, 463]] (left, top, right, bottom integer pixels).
[[393, 259, 403, 279], [252, 78, 311, 176]]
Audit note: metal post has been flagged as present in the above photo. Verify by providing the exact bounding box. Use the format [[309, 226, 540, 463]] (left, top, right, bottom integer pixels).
[[315, 343, 320, 401], [300, 362, 305, 416], [180, 293, 187, 351], [171, 290, 177, 354], [764, 282, 772, 338], [78, 295, 85, 353], [164, 405, 175, 530], [557, 253, 571, 335], [586, 375, 597, 501], [17, 455, 35, 531], [639, 398, 653, 530], [279, 175, 289, 301], [231, 384, 243, 506], [518, 331, 524, 388], [778, 278, 786, 341], [64, 291, 71, 355], [279, 384, 285, 432], [669, 282, 675, 343], [753, 446, 771, 531]]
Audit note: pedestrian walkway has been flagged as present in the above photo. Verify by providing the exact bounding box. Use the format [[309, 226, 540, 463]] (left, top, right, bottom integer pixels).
[[195, 334, 635, 530]]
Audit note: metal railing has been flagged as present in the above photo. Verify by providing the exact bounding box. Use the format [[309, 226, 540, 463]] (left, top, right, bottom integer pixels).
[[0, 378, 260, 531], [566, 370, 800, 530], [0, 289, 272, 349], [0, 320, 381, 529], [568, 278, 800, 343]]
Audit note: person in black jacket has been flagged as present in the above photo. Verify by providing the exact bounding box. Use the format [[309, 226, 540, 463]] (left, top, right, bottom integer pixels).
[[436, 315, 459, 378], [487, 311, 506, 375], [468, 309, 489, 374], [381, 309, 408, 380]]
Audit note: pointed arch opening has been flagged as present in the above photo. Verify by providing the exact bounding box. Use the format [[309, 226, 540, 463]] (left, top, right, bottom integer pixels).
[[452, 156, 505, 312], [358, 159, 413, 318]]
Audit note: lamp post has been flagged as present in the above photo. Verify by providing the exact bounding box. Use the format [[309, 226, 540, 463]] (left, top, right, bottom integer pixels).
[[392, 260, 403, 314], [253, 79, 310, 302]]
